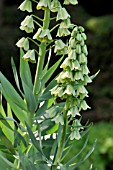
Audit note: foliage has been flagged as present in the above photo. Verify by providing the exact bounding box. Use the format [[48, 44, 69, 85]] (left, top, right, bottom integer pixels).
[[66, 122, 113, 170], [0, 0, 96, 169]]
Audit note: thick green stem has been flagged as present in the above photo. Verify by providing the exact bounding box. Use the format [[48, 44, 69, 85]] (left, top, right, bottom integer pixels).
[[33, 8, 50, 99]]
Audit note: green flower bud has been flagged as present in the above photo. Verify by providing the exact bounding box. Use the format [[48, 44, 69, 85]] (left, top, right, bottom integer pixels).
[[71, 27, 78, 38], [76, 44, 81, 54], [81, 64, 90, 75], [81, 33, 87, 40], [51, 0, 61, 12], [20, 15, 34, 33], [52, 114, 64, 125], [79, 100, 90, 110], [76, 33, 82, 41], [69, 38, 76, 49], [18, 0, 32, 12], [37, 0, 51, 10], [78, 26, 85, 32], [80, 39, 85, 46], [57, 28, 70, 37], [64, 0, 78, 5], [68, 49, 77, 60], [82, 45, 88, 55], [67, 106, 80, 117], [16, 37, 29, 51], [23, 49, 36, 63], [56, 7, 70, 21], [74, 71, 84, 81], [70, 130, 81, 140], [78, 53, 87, 64]]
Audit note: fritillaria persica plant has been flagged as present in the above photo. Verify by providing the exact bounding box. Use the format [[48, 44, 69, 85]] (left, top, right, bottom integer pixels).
[[0, 0, 97, 169]]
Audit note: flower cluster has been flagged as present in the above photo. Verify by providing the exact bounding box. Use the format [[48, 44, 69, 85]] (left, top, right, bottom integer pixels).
[[47, 26, 92, 140]]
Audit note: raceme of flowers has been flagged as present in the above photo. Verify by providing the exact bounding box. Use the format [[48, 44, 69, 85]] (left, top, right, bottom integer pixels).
[[16, 0, 92, 140], [46, 26, 92, 140]]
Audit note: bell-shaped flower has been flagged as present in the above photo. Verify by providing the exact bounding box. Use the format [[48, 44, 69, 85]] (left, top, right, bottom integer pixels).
[[45, 106, 58, 118], [56, 7, 70, 21], [56, 48, 68, 56], [68, 49, 77, 60], [60, 70, 73, 82], [70, 130, 81, 140], [18, 0, 32, 12], [64, 0, 78, 5], [39, 29, 52, 41], [77, 85, 88, 95], [78, 53, 87, 64], [60, 58, 71, 69], [60, 18, 72, 28], [23, 49, 36, 63], [73, 119, 83, 130], [51, 0, 61, 12], [57, 27, 70, 37], [33, 28, 42, 40], [36, 0, 51, 10], [16, 37, 29, 51], [83, 75, 92, 85], [74, 71, 84, 81], [20, 15, 34, 33], [67, 106, 80, 117], [63, 84, 75, 96], [71, 60, 80, 70], [79, 100, 90, 110], [52, 114, 64, 125], [54, 39, 67, 53], [81, 64, 90, 75], [82, 45, 88, 55], [33, 28, 52, 42], [50, 85, 64, 97]]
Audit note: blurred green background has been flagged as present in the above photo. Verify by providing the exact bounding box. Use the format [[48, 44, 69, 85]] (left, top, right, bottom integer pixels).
[[0, 0, 113, 169]]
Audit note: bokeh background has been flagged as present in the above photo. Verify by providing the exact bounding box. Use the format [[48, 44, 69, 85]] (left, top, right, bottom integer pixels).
[[0, 0, 113, 169]]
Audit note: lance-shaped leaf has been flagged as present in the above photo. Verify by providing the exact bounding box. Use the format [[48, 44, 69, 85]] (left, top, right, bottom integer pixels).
[[11, 57, 24, 96], [20, 49, 33, 90], [0, 72, 27, 111]]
